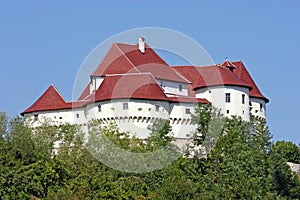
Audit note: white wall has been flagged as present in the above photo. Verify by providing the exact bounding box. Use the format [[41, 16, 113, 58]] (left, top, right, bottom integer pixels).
[[195, 85, 250, 121], [250, 97, 266, 118], [86, 99, 170, 138], [156, 79, 188, 96], [24, 84, 263, 144], [24, 108, 86, 127], [169, 102, 198, 139], [85, 99, 198, 139], [90, 76, 104, 93]]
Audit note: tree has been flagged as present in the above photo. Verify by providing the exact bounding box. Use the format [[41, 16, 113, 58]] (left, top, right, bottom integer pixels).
[[1, 109, 300, 199], [189, 103, 224, 157], [270, 141, 300, 164], [198, 116, 274, 199], [146, 119, 174, 151], [269, 141, 300, 198]]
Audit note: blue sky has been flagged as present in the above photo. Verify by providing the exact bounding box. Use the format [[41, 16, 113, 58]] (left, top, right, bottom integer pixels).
[[0, 1, 299, 143]]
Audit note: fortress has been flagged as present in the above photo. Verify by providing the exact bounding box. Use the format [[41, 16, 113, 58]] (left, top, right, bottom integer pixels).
[[21, 37, 268, 143]]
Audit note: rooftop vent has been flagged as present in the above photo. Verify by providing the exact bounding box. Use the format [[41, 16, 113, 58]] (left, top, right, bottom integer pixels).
[[138, 37, 145, 54]]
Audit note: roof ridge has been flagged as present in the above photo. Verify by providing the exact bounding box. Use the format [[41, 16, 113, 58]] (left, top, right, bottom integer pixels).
[[114, 43, 141, 73], [105, 72, 152, 77], [217, 65, 252, 89], [170, 67, 191, 83], [49, 84, 68, 103]]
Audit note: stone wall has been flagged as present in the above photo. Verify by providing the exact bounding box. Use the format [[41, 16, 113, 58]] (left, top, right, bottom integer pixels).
[[287, 162, 300, 176]]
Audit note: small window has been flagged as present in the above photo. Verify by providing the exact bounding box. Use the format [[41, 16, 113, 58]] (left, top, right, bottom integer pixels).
[[159, 81, 165, 88], [249, 102, 252, 107], [186, 108, 191, 114], [179, 84, 182, 91], [260, 103, 263, 112], [226, 110, 229, 114], [242, 94, 245, 104], [155, 105, 160, 111], [76, 114, 79, 118], [98, 105, 101, 112], [225, 93, 231, 103], [59, 117, 62, 120], [34, 114, 38, 121], [123, 103, 128, 110]]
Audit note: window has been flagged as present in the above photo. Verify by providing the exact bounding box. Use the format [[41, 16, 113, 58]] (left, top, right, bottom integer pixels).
[[155, 105, 160, 111], [242, 94, 245, 104], [225, 93, 231, 103], [34, 114, 38, 121], [59, 117, 62, 120], [179, 84, 182, 91], [123, 103, 128, 110], [186, 108, 191, 114], [98, 105, 101, 112], [260, 103, 263, 112], [76, 114, 79, 118], [226, 110, 230, 114]]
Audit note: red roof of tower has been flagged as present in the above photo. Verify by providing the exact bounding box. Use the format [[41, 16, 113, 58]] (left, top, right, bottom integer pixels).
[[95, 73, 169, 101], [91, 44, 139, 77], [173, 65, 252, 90], [91, 43, 189, 83], [167, 96, 209, 104], [232, 61, 269, 102], [77, 82, 91, 101], [116, 43, 168, 67], [21, 85, 72, 115]]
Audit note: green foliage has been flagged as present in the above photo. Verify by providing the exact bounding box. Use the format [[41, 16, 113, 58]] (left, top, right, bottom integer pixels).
[[269, 141, 300, 198], [201, 116, 274, 199], [0, 110, 299, 199], [146, 119, 174, 151], [189, 103, 224, 157], [270, 141, 300, 164]]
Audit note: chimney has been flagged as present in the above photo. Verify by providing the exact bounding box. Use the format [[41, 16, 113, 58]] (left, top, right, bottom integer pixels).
[[138, 37, 145, 54]]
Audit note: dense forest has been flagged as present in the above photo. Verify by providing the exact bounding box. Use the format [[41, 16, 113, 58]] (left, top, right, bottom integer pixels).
[[0, 104, 300, 199]]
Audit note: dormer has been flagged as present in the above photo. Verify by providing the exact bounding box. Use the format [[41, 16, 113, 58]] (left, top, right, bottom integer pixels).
[[220, 58, 236, 72]]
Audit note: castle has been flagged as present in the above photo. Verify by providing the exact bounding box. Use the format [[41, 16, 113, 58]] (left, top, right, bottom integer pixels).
[[21, 37, 268, 144]]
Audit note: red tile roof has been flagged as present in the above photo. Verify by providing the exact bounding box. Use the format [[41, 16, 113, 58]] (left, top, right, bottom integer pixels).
[[21, 85, 72, 115], [77, 82, 91, 100], [232, 61, 269, 102], [21, 74, 207, 115], [94, 73, 169, 101], [116, 43, 168, 66], [91, 44, 139, 77], [168, 96, 210, 104], [220, 59, 237, 69], [91, 43, 189, 83], [22, 41, 268, 115], [173, 65, 252, 90], [135, 63, 190, 83]]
